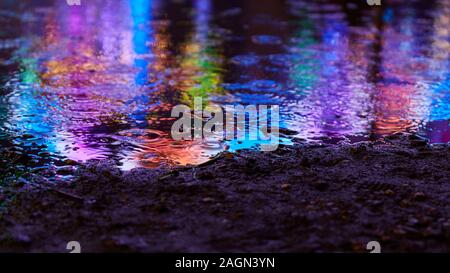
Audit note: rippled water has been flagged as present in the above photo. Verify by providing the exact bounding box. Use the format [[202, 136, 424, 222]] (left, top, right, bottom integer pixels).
[[0, 0, 449, 171]]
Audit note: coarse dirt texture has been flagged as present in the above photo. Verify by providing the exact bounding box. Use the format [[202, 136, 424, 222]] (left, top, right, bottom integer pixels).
[[0, 133, 449, 252]]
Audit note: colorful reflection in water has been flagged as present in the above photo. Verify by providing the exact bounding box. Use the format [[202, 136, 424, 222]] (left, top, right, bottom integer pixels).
[[0, 0, 448, 171]]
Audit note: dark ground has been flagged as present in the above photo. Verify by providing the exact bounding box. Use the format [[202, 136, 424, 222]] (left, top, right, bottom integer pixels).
[[0, 133, 449, 252]]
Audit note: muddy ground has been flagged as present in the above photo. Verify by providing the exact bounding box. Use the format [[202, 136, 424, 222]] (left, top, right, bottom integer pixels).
[[0, 133, 449, 252]]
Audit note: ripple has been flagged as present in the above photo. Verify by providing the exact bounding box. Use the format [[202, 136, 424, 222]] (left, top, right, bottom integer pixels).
[[251, 35, 282, 45], [230, 54, 260, 66], [248, 80, 282, 92]]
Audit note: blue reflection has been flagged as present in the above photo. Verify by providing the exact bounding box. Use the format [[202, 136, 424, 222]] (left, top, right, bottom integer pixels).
[[130, 0, 153, 86]]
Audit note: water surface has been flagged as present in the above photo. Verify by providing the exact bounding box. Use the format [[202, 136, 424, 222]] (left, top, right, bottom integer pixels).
[[0, 0, 448, 172]]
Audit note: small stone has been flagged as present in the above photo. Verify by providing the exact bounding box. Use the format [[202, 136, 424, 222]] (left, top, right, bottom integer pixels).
[[222, 152, 234, 160], [384, 189, 395, 196], [442, 220, 450, 231], [413, 192, 427, 201], [408, 217, 420, 226], [202, 197, 214, 203], [370, 200, 383, 207], [63, 159, 78, 166], [400, 199, 410, 207], [280, 184, 291, 190]]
